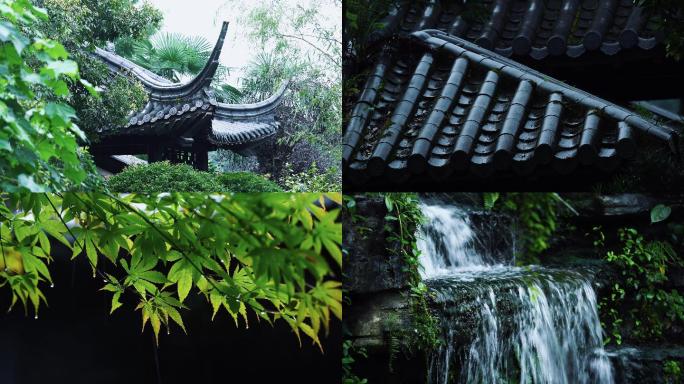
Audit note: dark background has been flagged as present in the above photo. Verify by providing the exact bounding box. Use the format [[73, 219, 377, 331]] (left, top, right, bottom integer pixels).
[[0, 245, 341, 384]]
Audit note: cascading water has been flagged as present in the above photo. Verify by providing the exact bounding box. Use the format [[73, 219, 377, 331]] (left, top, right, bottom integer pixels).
[[418, 200, 614, 384]]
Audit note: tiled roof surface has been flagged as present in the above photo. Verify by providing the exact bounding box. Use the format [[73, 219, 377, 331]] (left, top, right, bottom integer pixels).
[[209, 81, 289, 148], [92, 22, 288, 150], [372, 0, 661, 60], [343, 31, 677, 183]]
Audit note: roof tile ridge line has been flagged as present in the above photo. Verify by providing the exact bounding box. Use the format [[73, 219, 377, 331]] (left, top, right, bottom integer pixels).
[[94, 21, 229, 92], [214, 79, 290, 118], [413, 29, 678, 147], [92, 47, 174, 87], [94, 22, 229, 102]]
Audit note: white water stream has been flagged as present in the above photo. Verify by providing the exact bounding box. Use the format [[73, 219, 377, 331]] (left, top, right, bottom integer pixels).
[[418, 201, 614, 384]]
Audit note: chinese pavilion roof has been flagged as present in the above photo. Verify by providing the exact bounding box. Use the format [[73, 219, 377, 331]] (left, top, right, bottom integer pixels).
[[92, 22, 288, 154], [343, 30, 678, 186]]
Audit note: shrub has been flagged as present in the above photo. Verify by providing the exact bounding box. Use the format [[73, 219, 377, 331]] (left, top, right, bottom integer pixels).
[[217, 172, 283, 192], [107, 162, 283, 192], [282, 162, 341, 192], [107, 162, 221, 192]]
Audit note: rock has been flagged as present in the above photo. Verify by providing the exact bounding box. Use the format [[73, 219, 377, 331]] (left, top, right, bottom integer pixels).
[[468, 211, 517, 264], [343, 196, 411, 293], [346, 290, 411, 350], [599, 194, 658, 216], [608, 345, 684, 384]]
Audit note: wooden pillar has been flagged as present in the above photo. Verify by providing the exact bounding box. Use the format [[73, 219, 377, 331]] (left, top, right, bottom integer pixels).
[[148, 144, 165, 163], [194, 147, 209, 171]]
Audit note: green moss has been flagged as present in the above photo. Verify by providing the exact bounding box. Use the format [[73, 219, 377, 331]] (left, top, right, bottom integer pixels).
[[106, 162, 281, 192]]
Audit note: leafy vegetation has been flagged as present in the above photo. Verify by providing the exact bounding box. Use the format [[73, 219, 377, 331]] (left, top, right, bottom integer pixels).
[[343, 339, 368, 384], [0, 192, 342, 347], [638, 0, 684, 61], [281, 162, 341, 192], [382, 194, 441, 353], [665, 360, 683, 384], [216, 172, 283, 192], [0, 0, 95, 192], [596, 225, 684, 345], [234, 0, 341, 188], [37, 0, 161, 140], [486, 193, 575, 265], [106, 162, 282, 192]]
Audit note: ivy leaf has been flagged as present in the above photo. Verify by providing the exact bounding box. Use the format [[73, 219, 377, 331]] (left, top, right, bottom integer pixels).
[[384, 196, 393, 212], [45, 59, 78, 78]]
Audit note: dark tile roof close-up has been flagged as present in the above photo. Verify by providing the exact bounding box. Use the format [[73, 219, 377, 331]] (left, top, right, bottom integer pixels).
[[343, 30, 678, 186], [371, 0, 662, 60]]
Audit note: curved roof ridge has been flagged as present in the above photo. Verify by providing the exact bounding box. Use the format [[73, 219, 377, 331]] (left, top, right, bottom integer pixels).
[[93, 47, 175, 86], [94, 21, 230, 101], [215, 80, 290, 119]]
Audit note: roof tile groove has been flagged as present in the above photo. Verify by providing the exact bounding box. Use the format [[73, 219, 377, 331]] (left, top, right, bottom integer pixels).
[[343, 31, 678, 183]]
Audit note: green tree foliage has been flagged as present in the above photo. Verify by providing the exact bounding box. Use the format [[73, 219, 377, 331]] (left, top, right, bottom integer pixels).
[[106, 161, 283, 193], [282, 162, 341, 192], [37, 0, 162, 48], [36, 0, 162, 139], [637, 0, 684, 61], [129, 33, 212, 82], [343, 0, 393, 64], [0, 192, 342, 347], [236, 0, 342, 186], [0, 0, 98, 192]]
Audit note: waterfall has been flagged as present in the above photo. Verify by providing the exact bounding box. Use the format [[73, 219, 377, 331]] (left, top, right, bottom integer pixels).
[[417, 203, 493, 277], [419, 201, 614, 384]]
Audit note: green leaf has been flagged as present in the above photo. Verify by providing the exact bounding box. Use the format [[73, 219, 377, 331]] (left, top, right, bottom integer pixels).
[[165, 306, 186, 333], [85, 237, 98, 272], [484, 192, 500, 210], [17, 174, 48, 192], [650, 204, 671, 223], [384, 196, 393, 212], [45, 59, 78, 78], [210, 291, 223, 320], [177, 268, 192, 303], [111, 291, 123, 314]]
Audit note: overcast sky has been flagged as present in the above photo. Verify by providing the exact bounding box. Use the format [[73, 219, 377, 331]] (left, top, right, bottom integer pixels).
[[147, 0, 340, 86]]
